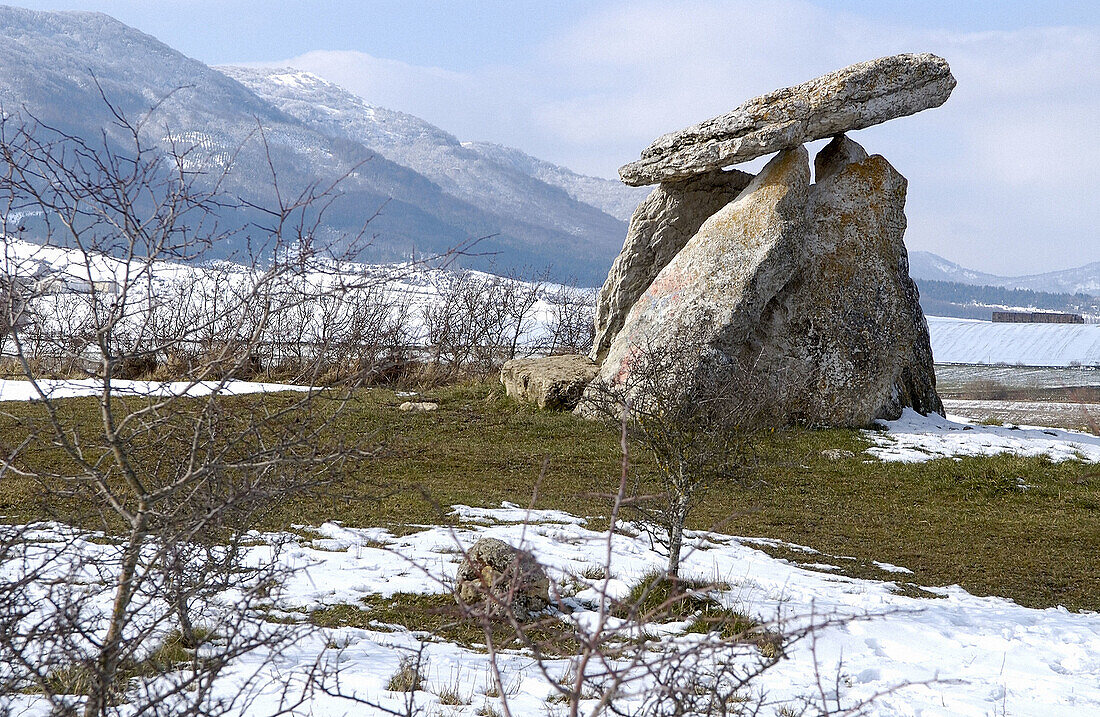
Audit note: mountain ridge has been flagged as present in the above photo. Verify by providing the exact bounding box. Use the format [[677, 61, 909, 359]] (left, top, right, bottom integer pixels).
[[218, 65, 636, 274], [909, 251, 1100, 297], [0, 6, 642, 285]]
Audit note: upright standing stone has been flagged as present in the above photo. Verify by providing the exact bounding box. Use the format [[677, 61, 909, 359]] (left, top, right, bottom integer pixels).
[[591, 168, 753, 363], [594, 146, 811, 416], [586, 137, 942, 426]]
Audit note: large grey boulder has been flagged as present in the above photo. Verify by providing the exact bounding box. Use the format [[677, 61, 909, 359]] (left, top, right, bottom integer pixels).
[[594, 146, 811, 421], [455, 537, 550, 621], [500, 354, 599, 410], [619, 53, 955, 186], [589, 137, 942, 427], [591, 168, 753, 363]]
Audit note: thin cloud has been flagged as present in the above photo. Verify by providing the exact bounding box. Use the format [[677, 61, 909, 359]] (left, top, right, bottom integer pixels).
[[262, 1, 1098, 275]]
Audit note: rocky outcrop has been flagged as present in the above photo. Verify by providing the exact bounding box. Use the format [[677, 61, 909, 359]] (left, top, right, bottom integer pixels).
[[455, 538, 550, 621], [591, 168, 754, 362], [619, 54, 955, 186], [589, 137, 942, 426], [500, 354, 599, 410]]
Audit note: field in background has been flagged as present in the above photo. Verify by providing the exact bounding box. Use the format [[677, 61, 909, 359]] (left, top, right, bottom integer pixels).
[[937, 364, 1100, 431]]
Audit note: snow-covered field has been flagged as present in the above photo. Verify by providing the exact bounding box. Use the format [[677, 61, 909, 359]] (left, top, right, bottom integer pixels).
[[927, 316, 1100, 367], [5, 502, 1100, 716]]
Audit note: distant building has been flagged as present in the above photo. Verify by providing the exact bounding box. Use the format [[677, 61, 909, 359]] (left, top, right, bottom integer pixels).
[[991, 311, 1085, 324]]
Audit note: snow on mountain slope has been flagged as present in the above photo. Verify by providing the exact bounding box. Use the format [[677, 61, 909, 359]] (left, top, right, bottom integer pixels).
[[909, 251, 1006, 286], [0, 8, 625, 284], [927, 316, 1100, 366], [219, 66, 631, 280], [461, 140, 650, 221], [911, 251, 1100, 297], [1006, 262, 1100, 296]]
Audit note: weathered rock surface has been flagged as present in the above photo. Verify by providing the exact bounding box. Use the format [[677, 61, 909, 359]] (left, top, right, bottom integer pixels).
[[594, 146, 811, 420], [813, 133, 868, 182], [589, 137, 942, 427], [619, 53, 955, 186], [591, 168, 754, 362], [500, 354, 599, 410], [455, 537, 550, 620], [398, 401, 439, 412], [791, 136, 942, 422]]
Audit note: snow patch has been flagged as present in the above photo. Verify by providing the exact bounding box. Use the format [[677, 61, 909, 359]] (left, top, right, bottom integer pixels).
[[867, 408, 1100, 463], [6, 504, 1100, 714]]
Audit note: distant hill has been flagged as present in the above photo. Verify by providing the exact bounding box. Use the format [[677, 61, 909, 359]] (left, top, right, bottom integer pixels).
[[915, 278, 1100, 322], [459, 141, 650, 222], [910, 251, 1100, 297], [0, 7, 640, 285]]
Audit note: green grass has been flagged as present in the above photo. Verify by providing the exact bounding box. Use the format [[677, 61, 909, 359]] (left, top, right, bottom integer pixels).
[[386, 656, 424, 692], [614, 571, 781, 656], [1, 379, 1099, 611]]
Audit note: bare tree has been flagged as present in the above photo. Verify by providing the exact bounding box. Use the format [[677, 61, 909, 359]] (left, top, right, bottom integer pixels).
[[582, 329, 764, 576], [0, 88, 448, 716], [542, 281, 596, 357]]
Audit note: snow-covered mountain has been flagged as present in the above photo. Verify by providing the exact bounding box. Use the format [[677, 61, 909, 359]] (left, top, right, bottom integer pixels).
[[0, 7, 636, 285], [910, 251, 1100, 297], [219, 67, 639, 265], [459, 140, 650, 222]]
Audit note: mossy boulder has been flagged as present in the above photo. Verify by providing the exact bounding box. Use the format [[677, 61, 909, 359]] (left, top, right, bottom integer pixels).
[[455, 537, 549, 621]]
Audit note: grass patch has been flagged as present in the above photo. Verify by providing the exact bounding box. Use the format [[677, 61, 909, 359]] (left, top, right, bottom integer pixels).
[[612, 571, 718, 621], [2, 379, 1100, 611], [434, 680, 470, 705], [387, 656, 424, 692], [614, 571, 782, 657], [31, 628, 213, 698], [310, 592, 580, 655]]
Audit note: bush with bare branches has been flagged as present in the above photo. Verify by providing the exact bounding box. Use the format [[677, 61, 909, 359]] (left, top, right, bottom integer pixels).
[[581, 330, 765, 576], [0, 88, 439, 716]]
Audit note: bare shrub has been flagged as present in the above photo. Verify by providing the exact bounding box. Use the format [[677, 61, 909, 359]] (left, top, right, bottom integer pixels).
[[542, 282, 595, 356], [582, 329, 764, 575], [0, 86, 461, 716]]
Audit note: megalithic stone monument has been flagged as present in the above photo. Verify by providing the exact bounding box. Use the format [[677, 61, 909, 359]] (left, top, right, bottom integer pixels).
[[582, 53, 952, 426]]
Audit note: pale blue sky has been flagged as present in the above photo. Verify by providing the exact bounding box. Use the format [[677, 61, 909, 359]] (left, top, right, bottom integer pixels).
[[5, 1, 1099, 274], [9, 1, 1098, 66]]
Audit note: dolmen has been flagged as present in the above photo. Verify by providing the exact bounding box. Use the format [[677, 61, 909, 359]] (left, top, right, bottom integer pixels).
[[581, 53, 952, 427]]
